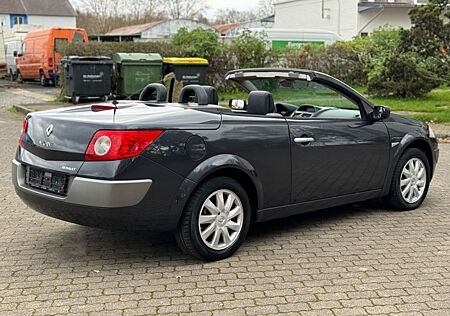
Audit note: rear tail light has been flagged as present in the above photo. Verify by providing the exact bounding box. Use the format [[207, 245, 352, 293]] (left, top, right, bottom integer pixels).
[[48, 57, 53, 68], [85, 130, 163, 161], [19, 117, 28, 147]]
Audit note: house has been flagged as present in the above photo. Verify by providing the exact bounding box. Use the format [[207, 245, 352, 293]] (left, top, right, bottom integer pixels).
[[0, 0, 76, 33], [91, 19, 215, 42], [274, 0, 427, 40], [214, 15, 275, 38]]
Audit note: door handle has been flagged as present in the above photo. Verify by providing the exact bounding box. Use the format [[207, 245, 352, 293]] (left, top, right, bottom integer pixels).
[[294, 137, 315, 144]]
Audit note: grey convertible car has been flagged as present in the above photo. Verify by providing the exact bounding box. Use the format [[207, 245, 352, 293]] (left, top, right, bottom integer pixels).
[[13, 68, 439, 261]]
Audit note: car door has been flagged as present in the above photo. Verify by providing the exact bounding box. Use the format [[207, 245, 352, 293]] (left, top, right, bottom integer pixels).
[[286, 80, 390, 203]]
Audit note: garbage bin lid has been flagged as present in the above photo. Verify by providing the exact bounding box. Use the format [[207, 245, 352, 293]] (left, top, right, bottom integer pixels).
[[62, 56, 112, 63], [163, 57, 209, 65], [113, 53, 163, 63]]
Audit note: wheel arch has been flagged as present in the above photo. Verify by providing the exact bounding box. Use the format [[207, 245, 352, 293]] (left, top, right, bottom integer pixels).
[[170, 154, 264, 227], [400, 138, 434, 176], [382, 135, 435, 196]]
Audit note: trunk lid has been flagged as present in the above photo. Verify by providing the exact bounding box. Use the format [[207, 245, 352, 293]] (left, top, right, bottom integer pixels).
[[22, 102, 221, 161]]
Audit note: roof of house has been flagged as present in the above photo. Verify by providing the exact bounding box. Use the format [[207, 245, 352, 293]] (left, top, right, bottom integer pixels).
[[213, 22, 242, 35], [214, 17, 275, 36], [0, 0, 76, 17], [105, 21, 162, 36]]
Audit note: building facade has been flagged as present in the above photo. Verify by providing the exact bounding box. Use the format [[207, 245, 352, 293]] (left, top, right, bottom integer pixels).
[[0, 0, 76, 33], [274, 0, 427, 40]]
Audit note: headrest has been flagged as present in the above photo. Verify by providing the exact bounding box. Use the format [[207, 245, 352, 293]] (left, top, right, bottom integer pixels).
[[139, 83, 167, 102], [202, 86, 219, 105], [178, 85, 209, 105], [247, 91, 275, 115]]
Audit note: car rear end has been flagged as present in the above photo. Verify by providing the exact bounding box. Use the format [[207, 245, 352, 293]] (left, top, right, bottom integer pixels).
[[12, 102, 220, 231]]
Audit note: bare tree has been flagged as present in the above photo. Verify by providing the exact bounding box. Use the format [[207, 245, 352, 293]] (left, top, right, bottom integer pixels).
[[258, 0, 274, 17], [74, 0, 123, 33], [71, 0, 164, 34], [213, 8, 258, 25], [126, 0, 164, 24], [163, 0, 205, 19]]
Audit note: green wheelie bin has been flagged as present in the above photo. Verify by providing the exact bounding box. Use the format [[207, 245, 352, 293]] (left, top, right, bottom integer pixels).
[[113, 53, 163, 98]]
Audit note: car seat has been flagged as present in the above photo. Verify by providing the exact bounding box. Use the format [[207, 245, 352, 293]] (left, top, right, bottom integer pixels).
[[246, 91, 276, 115]]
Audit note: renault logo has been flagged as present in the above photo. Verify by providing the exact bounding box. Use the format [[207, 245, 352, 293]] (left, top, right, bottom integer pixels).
[[46, 124, 54, 137]]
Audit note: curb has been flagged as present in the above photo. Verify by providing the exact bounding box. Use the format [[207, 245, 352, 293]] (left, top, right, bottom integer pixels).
[[12, 104, 33, 115]]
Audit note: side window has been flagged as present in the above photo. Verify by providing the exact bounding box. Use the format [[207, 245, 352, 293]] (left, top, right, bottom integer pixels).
[[72, 32, 85, 43], [54, 38, 69, 52], [288, 81, 362, 120]]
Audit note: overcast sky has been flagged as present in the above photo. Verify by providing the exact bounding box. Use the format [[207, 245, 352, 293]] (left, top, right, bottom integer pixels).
[[205, 0, 261, 19], [207, 0, 260, 11]]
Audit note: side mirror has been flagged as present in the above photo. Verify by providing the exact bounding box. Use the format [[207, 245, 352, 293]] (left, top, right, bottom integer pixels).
[[13, 51, 18, 57], [371, 105, 390, 121], [229, 99, 246, 110]]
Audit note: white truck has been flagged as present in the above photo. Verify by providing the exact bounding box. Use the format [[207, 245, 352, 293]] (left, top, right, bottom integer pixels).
[[2, 24, 42, 79], [0, 31, 6, 78], [245, 28, 343, 48]]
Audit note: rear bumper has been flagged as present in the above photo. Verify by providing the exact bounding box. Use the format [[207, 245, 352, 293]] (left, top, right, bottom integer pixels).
[[12, 158, 184, 231], [13, 159, 151, 208]]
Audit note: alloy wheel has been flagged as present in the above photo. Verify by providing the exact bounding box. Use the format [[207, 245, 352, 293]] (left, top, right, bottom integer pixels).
[[198, 189, 244, 251], [400, 158, 427, 204]]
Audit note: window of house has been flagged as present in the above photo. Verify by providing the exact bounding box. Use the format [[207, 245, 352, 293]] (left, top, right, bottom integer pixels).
[[11, 15, 27, 26]]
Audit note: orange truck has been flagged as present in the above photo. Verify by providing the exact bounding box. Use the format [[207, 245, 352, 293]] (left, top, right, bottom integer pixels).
[[16, 28, 88, 86]]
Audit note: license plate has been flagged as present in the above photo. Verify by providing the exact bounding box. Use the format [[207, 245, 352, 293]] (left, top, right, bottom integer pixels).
[[26, 166, 68, 195]]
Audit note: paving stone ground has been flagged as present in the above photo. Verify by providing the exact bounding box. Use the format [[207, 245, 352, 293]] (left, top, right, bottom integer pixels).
[[0, 108, 449, 316]]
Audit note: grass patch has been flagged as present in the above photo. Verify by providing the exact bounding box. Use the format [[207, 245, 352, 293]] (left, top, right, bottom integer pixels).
[[7, 106, 19, 113], [408, 112, 450, 123], [365, 87, 450, 123], [366, 87, 450, 113]]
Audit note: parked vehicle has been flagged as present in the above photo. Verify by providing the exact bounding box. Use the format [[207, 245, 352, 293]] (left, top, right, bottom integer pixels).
[[5, 40, 22, 79], [0, 31, 6, 78], [15, 28, 88, 86], [246, 28, 343, 48], [2, 24, 42, 80], [13, 68, 439, 261]]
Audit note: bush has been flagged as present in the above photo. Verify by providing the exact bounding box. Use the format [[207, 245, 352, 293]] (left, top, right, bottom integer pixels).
[[60, 41, 182, 58], [171, 27, 223, 59], [280, 28, 401, 87], [228, 31, 275, 69], [367, 52, 440, 97]]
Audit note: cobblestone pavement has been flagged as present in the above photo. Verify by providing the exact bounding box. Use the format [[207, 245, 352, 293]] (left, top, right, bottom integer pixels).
[[0, 108, 449, 316]]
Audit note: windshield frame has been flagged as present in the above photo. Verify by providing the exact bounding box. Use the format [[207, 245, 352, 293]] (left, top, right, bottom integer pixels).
[[226, 69, 373, 120]]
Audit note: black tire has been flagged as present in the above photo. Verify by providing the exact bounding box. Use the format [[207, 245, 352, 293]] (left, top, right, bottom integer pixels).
[[40, 72, 48, 86], [16, 71, 23, 83], [175, 177, 251, 261], [9, 69, 15, 81], [386, 148, 430, 211]]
